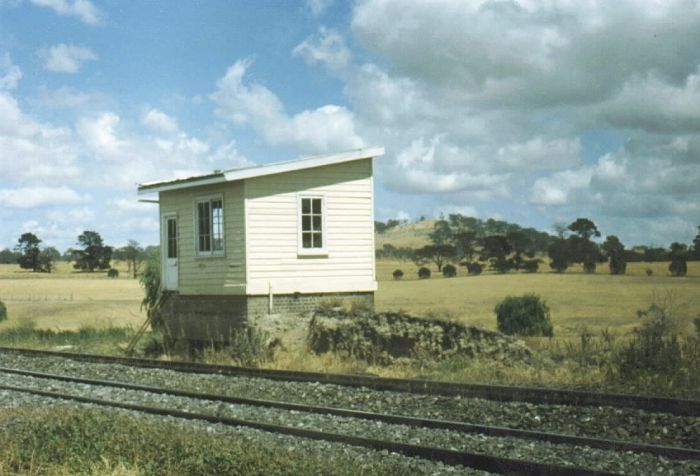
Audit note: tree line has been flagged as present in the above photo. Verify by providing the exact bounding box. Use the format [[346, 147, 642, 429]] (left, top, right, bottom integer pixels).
[[376, 214, 700, 277], [0, 231, 154, 277]]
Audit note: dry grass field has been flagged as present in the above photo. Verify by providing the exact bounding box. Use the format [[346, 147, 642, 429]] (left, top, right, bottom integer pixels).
[[0, 262, 146, 332], [1, 260, 698, 339], [376, 260, 700, 338]]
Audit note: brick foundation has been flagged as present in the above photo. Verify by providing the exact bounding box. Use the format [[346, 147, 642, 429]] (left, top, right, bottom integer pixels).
[[157, 291, 374, 343]]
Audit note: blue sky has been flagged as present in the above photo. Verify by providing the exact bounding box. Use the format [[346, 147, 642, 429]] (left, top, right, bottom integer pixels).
[[1, 0, 699, 251]]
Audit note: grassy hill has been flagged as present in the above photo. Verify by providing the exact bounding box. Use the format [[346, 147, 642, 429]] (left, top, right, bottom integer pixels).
[[374, 219, 435, 249]]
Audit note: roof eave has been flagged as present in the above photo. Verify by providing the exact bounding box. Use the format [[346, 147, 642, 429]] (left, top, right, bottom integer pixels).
[[223, 146, 385, 182], [137, 175, 227, 195]]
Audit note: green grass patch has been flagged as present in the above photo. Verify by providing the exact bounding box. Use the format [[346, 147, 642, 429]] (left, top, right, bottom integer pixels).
[[0, 407, 417, 475], [0, 322, 134, 354]]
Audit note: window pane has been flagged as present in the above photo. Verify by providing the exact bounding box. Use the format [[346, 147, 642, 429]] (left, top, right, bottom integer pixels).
[[211, 200, 223, 251], [167, 219, 177, 258], [312, 215, 321, 231], [313, 233, 322, 248], [301, 198, 310, 214], [198, 201, 211, 252], [301, 215, 311, 232], [302, 233, 312, 248], [312, 198, 322, 214]]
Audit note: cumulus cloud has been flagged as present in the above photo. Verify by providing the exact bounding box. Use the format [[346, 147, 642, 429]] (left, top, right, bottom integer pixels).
[[141, 108, 179, 133], [77, 112, 124, 158], [0, 91, 81, 181], [38, 85, 111, 110], [384, 137, 510, 194], [600, 68, 700, 132], [306, 0, 333, 17], [39, 44, 98, 73], [0, 53, 21, 90], [211, 58, 364, 154], [0, 186, 88, 208], [293, 27, 351, 75], [30, 0, 101, 25]]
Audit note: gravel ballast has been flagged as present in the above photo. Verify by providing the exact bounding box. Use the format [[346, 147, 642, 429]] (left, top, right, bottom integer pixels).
[[0, 355, 698, 474], [0, 388, 488, 476], [0, 353, 697, 449]]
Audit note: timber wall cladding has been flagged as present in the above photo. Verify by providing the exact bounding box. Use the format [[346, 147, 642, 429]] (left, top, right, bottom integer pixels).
[[245, 159, 374, 291]]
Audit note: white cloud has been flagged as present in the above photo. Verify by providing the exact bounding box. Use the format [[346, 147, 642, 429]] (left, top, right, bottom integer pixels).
[[600, 68, 700, 132], [384, 137, 510, 194], [293, 27, 351, 75], [30, 0, 101, 25], [496, 137, 582, 172], [211, 58, 364, 154], [0, 186, 88, 208], [39, 86, 111, 110], [306, 0, 333, 17], [208, 140, 254, 169], [77, 112, 124, 158], [0, 91, 81, 182], [142, 108, 179, 134], [39, 44, 98, 73], [46, 206, 94, 223], [530, 168, 593, 206], [0, 53, 21, 90]]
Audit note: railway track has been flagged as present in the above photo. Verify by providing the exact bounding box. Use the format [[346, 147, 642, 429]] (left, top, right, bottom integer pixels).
[[1, 346, 698, 416], [1, 347, 699, 475]]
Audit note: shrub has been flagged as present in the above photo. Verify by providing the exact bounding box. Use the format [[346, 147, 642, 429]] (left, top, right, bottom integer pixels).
[[465, 262, 482, 276], [107, 268, 119, 278], [645, 268, 653, 276], [418, 267, 431, 279], [494, 294, 553, 337], [0, 301, 6, 322], [392, 269, 404, 280], [521, 259, 539, 273], [669, 258, 687, 277], [442, 264, 456, 278], [616, 300, 683, 375]]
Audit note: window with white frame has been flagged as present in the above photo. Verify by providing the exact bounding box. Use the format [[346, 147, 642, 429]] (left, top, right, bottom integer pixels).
[[299, 196, 325, 252], [195, 196, 224, 255]]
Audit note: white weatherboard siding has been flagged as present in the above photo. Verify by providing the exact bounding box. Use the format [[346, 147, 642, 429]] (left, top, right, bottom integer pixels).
[[244, 158, 376, 295], [159, 182, 246, 295]]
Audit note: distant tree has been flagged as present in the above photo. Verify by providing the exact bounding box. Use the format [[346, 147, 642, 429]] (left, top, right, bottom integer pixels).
[[465, 261, 483, 276], [429, 218, 452, 246], [417, 267, 431, 279], [442, 264, 457, 278], [481, 235, 513, 273], [392, 269, 404, 280], [548, 238, 570, 273], [553, 222, 568, 239], [452, 230, 479, 263], [693, 226, 700, 260], [37, 247, 61, 273], [567, 218, 601, 241], [414, 244, 456, 272], [521, 259, 540, 273], [506, 230, 535, 270], [668, 242, 688, 277], [0, 248, 20, 264], [73, 231, 112, 272], [15, 233, 42, 272], [602, 235, 626, 275], [642, 246, 669, 262], [119, 240, 146, 278], [567, 218, 601, 273]]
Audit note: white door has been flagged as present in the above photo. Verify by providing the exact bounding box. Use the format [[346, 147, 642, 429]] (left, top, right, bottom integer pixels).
[[163, 215, 178, 290]]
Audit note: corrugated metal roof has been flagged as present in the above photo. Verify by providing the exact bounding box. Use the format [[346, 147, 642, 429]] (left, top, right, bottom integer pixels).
[[137, 146, 384, 195]]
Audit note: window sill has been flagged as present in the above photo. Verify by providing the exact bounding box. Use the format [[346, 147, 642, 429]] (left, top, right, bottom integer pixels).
[[297, 250, 329, 258], [195, 253, 226, 259]]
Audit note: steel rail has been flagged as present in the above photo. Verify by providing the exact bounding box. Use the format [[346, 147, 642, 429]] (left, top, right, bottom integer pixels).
[[1, 346, 698, 416], [1, 365, 698, 462], [0, 382, 619, 476]]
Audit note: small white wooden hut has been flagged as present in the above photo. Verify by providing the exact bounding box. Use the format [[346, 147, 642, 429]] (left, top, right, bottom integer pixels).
[[137, 147, 384, 341]]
